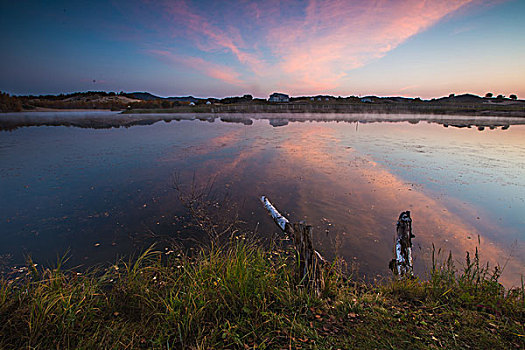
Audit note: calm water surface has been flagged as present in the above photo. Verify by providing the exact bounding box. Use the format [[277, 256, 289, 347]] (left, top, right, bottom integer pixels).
[[1, 113, 524, 286]]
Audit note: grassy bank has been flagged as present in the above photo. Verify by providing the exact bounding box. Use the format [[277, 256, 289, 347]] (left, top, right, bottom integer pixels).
[[121, 101, 525, 117], [1, 241, 523, 349]]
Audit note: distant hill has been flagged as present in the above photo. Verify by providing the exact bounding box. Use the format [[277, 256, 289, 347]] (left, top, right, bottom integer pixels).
[[436, 94, 485, 103], [125, 92, 160, 101], [127, 92, 202, 103], [5, 90, 522, 113]]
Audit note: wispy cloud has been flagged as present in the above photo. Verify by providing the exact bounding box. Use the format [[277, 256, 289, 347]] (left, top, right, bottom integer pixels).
[[266, 0, 474, 92], [399, 84, 420, 92], [158, 0, 268, 75], [451, 24, 477, 35], [149, 50, 244, 86], [127, 0, 478, 94]]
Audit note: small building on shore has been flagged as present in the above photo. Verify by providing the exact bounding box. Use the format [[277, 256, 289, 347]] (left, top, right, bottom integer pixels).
[[269, 92, 289, 102]]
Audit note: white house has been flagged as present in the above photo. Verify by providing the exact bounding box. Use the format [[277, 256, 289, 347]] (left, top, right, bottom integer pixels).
[[269, 92, 289, 102]]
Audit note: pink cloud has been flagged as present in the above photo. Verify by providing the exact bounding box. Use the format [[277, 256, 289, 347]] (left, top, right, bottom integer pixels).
[[399, 84, 420, 92], [265, 0, 475, 93], [158, 1, 268, 76], [149, 50, 244, 86], [127, 0, 481, 94]]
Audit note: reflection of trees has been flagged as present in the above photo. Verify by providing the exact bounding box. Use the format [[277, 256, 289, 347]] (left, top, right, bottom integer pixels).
[[219, 116, 253, 125], [1, 113, 524, 132]]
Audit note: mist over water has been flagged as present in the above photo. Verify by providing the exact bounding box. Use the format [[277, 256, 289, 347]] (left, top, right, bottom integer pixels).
[[1, 113, 524, 286]]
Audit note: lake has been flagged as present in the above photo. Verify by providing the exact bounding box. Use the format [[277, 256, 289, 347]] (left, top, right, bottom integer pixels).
[[1, 112, 524, 286]]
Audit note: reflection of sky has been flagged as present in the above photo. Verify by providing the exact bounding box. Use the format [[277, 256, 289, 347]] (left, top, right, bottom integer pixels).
[[343, 123, 525, 240], [259, 122, 525, 286], [1, 117, 523, 285]]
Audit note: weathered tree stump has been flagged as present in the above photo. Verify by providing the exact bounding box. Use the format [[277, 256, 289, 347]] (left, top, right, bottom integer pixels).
[[260, 196, 325, 295], [389, 211, 415, 277]]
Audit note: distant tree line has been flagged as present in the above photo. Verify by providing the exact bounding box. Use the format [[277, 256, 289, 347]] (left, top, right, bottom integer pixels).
[[15, 91, 188, 111], [128, 100, 182, 109], [217, 94, 253, 104], [0, 92, 23, 112], [22, 91, 119, 100], [485, 92, 518, 100], [2, 91, 520, 113], [11, 92, 260, 110]]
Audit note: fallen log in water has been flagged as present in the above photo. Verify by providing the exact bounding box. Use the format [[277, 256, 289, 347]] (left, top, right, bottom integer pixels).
[[389, 211, 414, 277], [261, 196, 289, 232], [260, 196, 325, 295], [263, 195, 414, 286]]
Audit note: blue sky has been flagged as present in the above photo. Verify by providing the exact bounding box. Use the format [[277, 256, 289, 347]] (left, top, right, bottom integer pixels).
[[1, 0, 524, 98]]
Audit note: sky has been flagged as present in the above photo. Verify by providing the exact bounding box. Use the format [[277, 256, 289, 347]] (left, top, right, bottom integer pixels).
[[1, 0, 524, 99]]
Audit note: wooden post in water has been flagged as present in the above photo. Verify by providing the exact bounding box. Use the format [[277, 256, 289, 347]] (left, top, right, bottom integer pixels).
[[260, 196, 325, 295], [389, 211, 414, 277]]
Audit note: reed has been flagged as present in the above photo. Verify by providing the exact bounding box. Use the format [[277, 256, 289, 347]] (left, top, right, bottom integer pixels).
[[1, 239, 523, 349]]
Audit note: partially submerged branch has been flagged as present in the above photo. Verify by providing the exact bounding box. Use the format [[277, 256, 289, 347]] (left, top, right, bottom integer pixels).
[[260, 195, 325, 295], [260, 196, 289, 232]]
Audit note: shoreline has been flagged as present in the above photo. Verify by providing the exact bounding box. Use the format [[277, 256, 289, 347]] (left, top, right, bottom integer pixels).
[[1, 110, 525, 131], [1, 241, 523, 349], [120, 102, 525, 118]]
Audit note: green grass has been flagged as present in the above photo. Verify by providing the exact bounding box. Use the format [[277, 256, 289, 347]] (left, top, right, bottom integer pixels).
[[121, 106, 213, 114], [119, 101, 524, 116], [1, 240, 523, 349]]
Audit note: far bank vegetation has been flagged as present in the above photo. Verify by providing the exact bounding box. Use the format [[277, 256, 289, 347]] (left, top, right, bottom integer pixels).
[[0, 92, 23, 112], [2, 91, 523, 117]]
